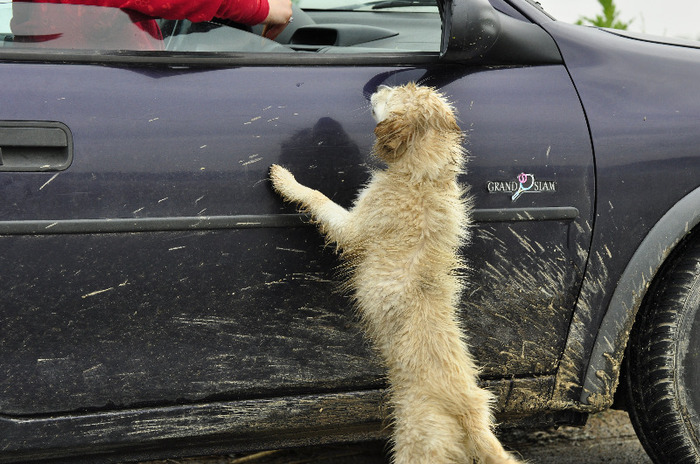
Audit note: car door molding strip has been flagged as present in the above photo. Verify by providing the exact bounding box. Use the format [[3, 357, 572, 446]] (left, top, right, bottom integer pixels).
[[0, 207, 578, 235], [472, 207, 578, 223]]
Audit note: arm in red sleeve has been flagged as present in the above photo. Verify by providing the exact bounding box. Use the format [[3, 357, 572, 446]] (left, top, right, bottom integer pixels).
[[216, 0, 269, 25], [119, 0, 270, 24], [15, 0, 271, 25]]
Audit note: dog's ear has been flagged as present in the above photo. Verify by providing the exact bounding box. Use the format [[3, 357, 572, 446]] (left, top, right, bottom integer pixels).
[[421, 91, 461, 135], [373, 109, 413, 161], [433, 107, 461, 135]]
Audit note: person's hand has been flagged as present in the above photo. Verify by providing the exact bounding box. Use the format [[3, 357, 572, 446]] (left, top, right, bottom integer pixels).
[[261, 0, 293, 40]]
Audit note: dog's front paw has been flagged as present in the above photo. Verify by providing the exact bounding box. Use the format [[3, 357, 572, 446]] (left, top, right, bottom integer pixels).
[[269, 164, 300, 201]]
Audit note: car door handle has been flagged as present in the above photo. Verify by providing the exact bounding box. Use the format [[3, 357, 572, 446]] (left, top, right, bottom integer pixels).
[[0, 121, 73, 171]]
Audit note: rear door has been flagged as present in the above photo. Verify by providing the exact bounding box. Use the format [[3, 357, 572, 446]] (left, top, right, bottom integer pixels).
[[0, 0, 592, 433]]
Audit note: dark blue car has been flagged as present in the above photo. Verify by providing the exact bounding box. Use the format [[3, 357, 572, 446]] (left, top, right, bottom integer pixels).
[[0, 0, 699, 462]]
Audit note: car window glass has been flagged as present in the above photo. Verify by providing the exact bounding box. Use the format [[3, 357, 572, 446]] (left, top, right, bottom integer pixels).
[[0, 0, 441, 54]]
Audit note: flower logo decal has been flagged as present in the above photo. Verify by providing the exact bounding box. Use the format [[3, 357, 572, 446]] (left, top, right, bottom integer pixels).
[[486, 173, 557, 202]]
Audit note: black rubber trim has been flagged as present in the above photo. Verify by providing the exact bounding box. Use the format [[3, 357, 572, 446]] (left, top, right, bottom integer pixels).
[[0, 208, 579, 235], [0, 214, 307, 235], [472, 207, 579, 223], [0, 49, 440, 67]]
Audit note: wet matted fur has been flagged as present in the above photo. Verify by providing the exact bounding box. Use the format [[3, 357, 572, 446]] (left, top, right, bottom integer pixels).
[[269, 83, 522, 464]]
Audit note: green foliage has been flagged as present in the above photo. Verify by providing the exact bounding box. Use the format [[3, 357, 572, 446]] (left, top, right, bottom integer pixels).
[[576, 0, 633, 30]]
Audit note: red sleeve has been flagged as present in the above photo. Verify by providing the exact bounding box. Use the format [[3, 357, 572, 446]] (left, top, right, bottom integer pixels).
[[13, 0, 270, 25], [216, 0, 269, 25], [119, 0, 269, 24]]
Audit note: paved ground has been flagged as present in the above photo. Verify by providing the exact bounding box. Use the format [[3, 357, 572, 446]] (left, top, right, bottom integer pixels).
[[139, 409, 652, 463], [500, 409, 653, 464]]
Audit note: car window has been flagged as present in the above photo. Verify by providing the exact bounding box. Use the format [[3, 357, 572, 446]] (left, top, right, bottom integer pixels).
[[0, 0, 441, 55]]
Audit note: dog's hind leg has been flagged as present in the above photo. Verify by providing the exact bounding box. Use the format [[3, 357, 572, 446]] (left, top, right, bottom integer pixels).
[[391, 390, 469, 464], [455, 391, 524, 464], [460, 415, 523, 464], [269, 164, 350, 247], [379, 300, 523, 464], [395, 391, 521, 464]]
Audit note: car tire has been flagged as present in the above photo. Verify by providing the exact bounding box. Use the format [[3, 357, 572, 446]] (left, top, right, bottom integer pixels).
[[625, 239, 700, 464]]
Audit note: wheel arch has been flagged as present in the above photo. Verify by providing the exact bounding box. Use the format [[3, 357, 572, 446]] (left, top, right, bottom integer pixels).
[[581, 185, 700, 407]]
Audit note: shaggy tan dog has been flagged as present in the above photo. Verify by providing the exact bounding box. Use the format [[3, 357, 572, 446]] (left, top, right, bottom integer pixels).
[[269, 83, 521, 464]]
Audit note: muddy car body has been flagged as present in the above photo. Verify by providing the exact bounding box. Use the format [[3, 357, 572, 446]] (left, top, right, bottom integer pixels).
[[0, 0, 699, 462]]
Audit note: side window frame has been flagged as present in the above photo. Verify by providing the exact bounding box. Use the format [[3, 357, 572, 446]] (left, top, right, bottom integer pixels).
[[0, 0, 562, 67]]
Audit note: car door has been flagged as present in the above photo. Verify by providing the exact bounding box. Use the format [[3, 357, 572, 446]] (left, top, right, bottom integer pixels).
[[0, 0, 592, 447]]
